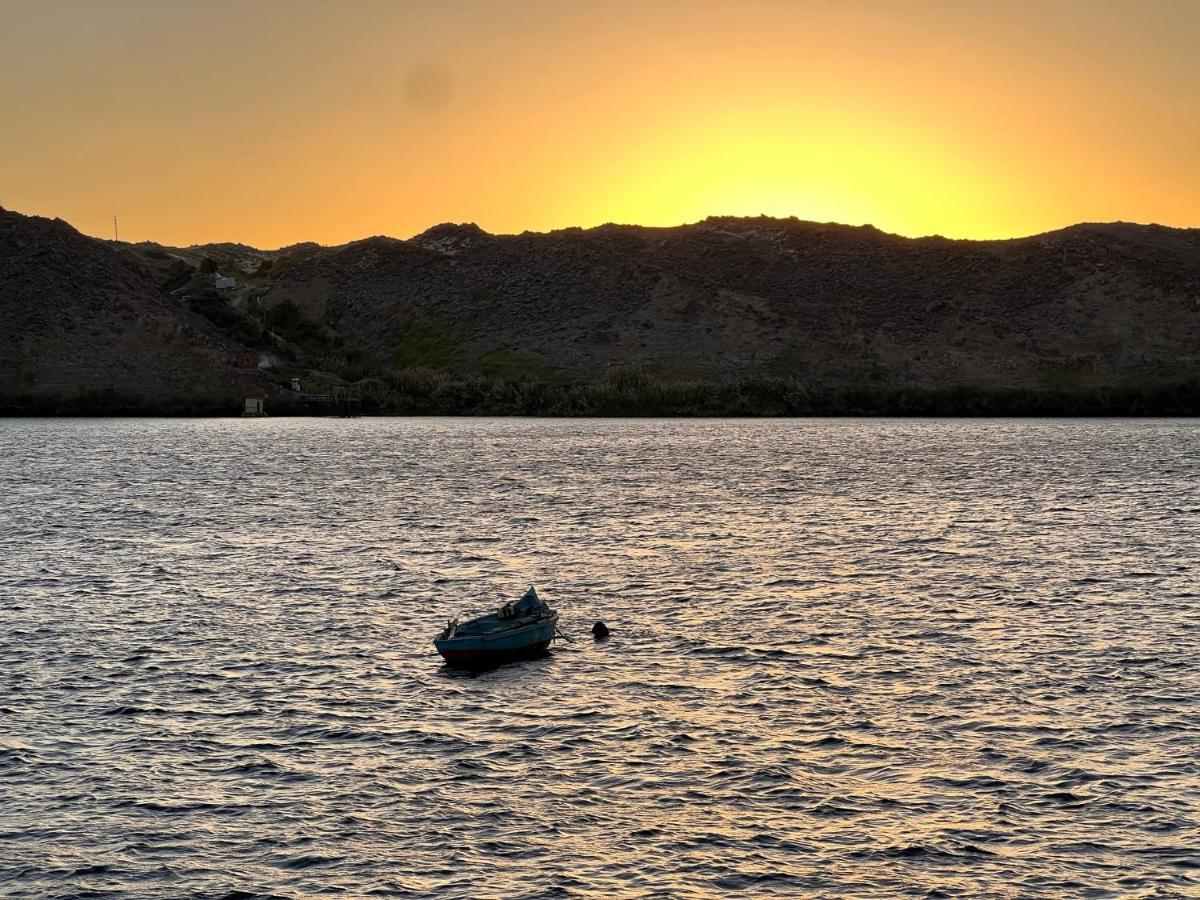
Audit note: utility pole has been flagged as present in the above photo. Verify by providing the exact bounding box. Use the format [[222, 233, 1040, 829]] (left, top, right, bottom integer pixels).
[[113, 215, 119, 242]]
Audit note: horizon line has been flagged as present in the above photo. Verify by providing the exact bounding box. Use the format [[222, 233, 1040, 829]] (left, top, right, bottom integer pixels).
[[3, 202, 1195, 254]]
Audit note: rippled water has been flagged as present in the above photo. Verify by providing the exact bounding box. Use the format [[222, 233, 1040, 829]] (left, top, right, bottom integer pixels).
[[1, 418, 1198, 898]]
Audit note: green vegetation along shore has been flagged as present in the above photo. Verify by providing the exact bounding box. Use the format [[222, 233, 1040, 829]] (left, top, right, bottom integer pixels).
[[5, 370, 1198, 418]]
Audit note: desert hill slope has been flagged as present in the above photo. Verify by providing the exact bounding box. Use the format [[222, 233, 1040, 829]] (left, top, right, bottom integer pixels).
[[0, 208, 269, 413], [3, 206, 1199, 414], [264, 216, 1200, 392]]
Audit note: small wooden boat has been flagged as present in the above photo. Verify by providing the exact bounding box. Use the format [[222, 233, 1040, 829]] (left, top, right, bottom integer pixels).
[[434, 586, 559, 668]]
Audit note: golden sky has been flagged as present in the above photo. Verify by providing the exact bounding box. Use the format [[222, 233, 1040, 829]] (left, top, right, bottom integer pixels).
[[3, 0, 1199, 248]]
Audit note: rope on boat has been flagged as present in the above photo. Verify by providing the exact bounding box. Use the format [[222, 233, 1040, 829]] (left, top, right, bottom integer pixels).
[[555, 627, 574, 643]]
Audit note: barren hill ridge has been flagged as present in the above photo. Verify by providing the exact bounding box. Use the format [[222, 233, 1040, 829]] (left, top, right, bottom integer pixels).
[[3, 206, 1199, 414]]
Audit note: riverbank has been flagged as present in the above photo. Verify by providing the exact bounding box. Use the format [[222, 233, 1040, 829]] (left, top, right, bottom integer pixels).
[[4, 374, 1199, 417]]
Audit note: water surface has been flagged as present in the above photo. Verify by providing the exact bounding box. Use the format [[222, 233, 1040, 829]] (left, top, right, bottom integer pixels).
[[1, 418, 1198, 898]]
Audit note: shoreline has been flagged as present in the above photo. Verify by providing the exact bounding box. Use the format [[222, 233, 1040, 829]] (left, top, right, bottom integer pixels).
[[5, 376, 1200, 418]]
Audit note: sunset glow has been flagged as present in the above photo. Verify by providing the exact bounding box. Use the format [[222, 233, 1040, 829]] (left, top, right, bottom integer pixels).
[[4, 0, 1199, 247]]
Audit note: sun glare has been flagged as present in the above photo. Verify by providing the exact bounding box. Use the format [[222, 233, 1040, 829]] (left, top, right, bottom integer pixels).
[[2, 1, 1197, 244]]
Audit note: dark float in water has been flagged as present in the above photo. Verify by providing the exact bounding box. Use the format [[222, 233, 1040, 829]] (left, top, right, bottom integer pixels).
[[434, 586, 560, 669]]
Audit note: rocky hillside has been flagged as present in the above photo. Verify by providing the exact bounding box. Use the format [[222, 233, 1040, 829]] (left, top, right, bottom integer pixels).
[[0, 208, 271, 413], [3, 206, 1199, 414], [263, 217, 1200, 392]]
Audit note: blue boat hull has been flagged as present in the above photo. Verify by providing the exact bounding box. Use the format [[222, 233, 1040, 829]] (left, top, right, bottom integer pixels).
[[434, 611, 558, 669], [437, 636, 554, 668]]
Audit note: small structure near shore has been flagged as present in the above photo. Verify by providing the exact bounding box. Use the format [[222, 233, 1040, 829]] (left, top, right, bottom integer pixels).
[[233, 350, 258, 369], [242, 398, 266, 417], [298, 382, 363, 417]]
